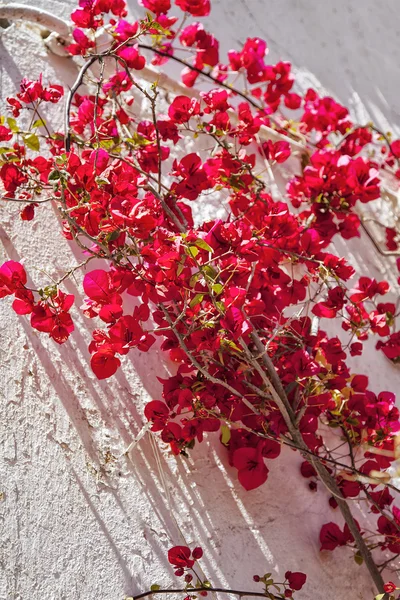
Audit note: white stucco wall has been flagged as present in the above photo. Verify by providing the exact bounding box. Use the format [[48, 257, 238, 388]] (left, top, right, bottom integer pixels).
[[1, 2, 400, 599]]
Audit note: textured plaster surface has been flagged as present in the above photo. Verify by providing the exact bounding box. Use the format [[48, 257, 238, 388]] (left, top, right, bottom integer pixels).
[[0, 2, 400, 599]]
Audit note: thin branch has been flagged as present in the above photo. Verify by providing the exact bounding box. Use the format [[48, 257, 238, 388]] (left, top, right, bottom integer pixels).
[[160, 306, 260, 417], [132, 587, 270, 600], [248, 327, 386, 595], [137, 44, 264, 111], [65, 56, 98, 152]]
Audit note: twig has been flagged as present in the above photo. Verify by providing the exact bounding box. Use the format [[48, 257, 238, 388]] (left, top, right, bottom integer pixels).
[[137, 44, 263, 112], [160, 306, 260, 417], [65, 56, 98, 152], [248, 327, 386, 595], [132, 587, 271, 600]]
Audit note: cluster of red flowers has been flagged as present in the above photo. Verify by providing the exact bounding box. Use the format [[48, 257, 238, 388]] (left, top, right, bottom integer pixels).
[[0, 261, 74, 343], [288, 151, 381, 241], [82, 269, 155, 378], [167, 544, 307, 598], [1, 0, 400, 592], [6, 74, 63, 118]]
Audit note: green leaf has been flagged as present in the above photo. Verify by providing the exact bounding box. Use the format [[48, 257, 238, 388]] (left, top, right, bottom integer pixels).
[[354, 552, 363, 565], [223, 339, 242, 353], [108, 230, 121, 241], [24, 133, 40, 152], [150, 584, 160, 592], [0, 156, 21, 165], [215, 301, 225, 313], [212, 283, 223, 296], [151, 22, 170, 35], [202, 264, 218, 279], [190, 293, 204, 308], [7, 117, 18, 132], [187, 246, 199, 259], [189, 273, 200, 288], [374, 595, 385, 600], [95, 177, 111, 186], [220, 425, 231, 446], [195, 239, 213, 253], [126, 133, 152, 147], [32, 118, 46, 129], [0, 147, 11, 155], [48, 169, 61, 182], [99, 138, 116, 149], [55, 154, 67, 166]]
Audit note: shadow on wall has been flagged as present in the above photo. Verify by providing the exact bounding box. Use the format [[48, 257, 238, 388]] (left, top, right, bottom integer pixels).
[[0, 181, 378, 597], [0, 9, 396, 600]]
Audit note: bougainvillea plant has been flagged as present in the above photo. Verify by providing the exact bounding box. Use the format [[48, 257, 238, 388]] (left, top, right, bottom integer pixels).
[[125, 544, 307, 600], [1, 0, 400, 597]]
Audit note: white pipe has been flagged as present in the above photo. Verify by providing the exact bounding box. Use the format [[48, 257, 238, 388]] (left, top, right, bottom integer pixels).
[[0, 3, 71, 37]]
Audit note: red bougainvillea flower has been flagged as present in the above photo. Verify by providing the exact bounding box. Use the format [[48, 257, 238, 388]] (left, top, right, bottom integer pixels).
[[140, 0, 171, 14], [228, 38, 268, 84], [175, 0, 210, 17], [114, 19, 138, 42], [30, 290, 75, 344], [391, 140, 400, 158], [319, 522, 347, 551], [0, 125, 12, 142], [13, 75, 64, 104], [350, 277, 389, 303], [385, 226, 399, 251], [260, 140, 291, 164], [0, 261, 27, 297], [300, 88, 351, 136], [168, 96, 201, 123], [144, 400, 170, 431], [285, 571, 307, 591], [67, 28, 96, 56], [167, 545, 203, 575], [377, 507, 400, 553], [384, 582, 397, 593], [377, 332, 400, 361], [91, 348, 121, 379], [168, 546, 194, 569], [20, 203, 38, 221], [192, 547, 203, 559], [171, 153, 211, 200], [41, 83, 64, 103], [117, 45, 146, 70], [1, 163, 28, 193], [232, 446, 269, 491]]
